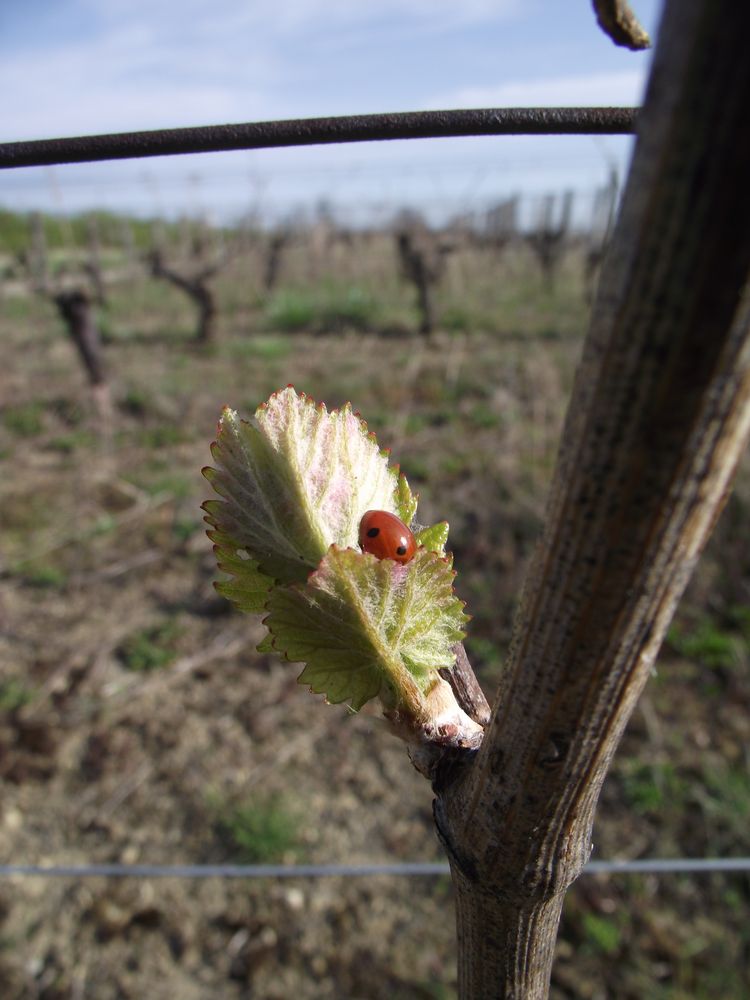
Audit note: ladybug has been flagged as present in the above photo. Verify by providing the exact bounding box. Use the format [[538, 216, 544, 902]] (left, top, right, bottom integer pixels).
[[358, 510, 417, 564]]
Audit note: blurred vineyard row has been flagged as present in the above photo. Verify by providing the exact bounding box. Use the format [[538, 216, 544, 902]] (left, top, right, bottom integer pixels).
[[0, 181, 748, 997]]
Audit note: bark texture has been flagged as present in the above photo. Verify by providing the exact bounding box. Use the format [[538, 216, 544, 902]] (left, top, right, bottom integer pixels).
[[435, 2, 750, 995]]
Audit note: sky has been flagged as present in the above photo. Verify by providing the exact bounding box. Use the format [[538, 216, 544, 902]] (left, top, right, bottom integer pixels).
[[0, 0, 664, 226]]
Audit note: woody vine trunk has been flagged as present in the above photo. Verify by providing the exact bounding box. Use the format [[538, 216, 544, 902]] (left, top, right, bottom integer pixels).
[[433, 2, 750, 996]]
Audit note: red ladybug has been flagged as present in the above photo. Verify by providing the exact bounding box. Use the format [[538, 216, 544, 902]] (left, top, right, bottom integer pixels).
[[358, 510, 417, 564]]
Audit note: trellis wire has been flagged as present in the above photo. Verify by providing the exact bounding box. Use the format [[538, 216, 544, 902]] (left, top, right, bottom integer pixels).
[[1, 858, 748, 880], [0, 107, 636, 169]]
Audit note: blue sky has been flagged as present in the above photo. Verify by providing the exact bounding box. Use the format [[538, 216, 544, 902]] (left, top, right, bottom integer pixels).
[[1, 0, 663, 224]]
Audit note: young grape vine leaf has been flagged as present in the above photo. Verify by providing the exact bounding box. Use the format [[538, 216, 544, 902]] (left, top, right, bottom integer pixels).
[[264, 546, 468, 712], [202, 387, 404, 585], [203, 386, 469, 720], [415, 521, 449, 557]]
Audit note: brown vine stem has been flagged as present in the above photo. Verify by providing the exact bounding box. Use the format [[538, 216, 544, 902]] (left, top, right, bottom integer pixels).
[[442, 643, 491, 727], [432, 1, 750, 996]]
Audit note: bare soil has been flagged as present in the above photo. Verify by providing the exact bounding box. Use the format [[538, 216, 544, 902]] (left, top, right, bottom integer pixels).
[[1, 246, 748, 998]]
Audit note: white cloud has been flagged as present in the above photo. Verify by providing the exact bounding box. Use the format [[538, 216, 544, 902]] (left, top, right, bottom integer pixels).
[[261, 0, 522, 31], [0, 14, 279, 140], [78, 0, 522, 33], [1, 0, 526, 141], [431, 70, 647, 110]]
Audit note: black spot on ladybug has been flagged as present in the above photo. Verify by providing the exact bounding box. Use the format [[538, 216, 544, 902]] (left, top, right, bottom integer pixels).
[[396, 545, 407, 555], [366, 527, 380, 538]]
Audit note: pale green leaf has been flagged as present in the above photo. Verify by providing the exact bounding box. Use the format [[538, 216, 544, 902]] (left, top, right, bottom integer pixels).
[[208, 527, 274, 614], [415, 521, 449, 557], [395, 472, 419, 527], [203, 388, 402, 584], [256, 632, 275, 653], [265, 546, 468, 712]]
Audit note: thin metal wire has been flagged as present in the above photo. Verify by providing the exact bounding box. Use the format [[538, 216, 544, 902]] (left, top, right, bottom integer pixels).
[[0, 862, 446, 879], [0, 858, 748, 879], [584, 857, 750, 875], [0, 107, 637, 170]]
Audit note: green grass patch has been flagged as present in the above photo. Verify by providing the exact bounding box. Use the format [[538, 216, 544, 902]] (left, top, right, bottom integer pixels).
[[266, 284, 380, 333], [465, 636, 506, 672], [46, 430, 95, 454], [172, 515, 202, 543], [0, 295, 38, 322], [116, 620, 180, 672], [20, 562, 67, 589], [135, 424, 190, 449], [0, 679, 34, 712], [143, 472, 193, 499], [670, 621, 735, 669], [668, 614, 745, 671], [227, 334, 292, 362], [621, 761, 689, 816], [582, 913, 622, 956], [119, 386, 156, 418], [3, 402, 45, 436], [319, 285, 379, 330], [725, 603, 750, 638], [440, 454, 472, 477], [695, 762, 750, 841], [213, 794, 303, 863], [266, 290, 315, 332], [468, 403, 503, 429], [91, 513, 118, 537], [441, 305, 474, 332]]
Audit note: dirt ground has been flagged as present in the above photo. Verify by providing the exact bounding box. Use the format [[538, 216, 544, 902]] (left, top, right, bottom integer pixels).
[[1, 243, 748, 998]]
